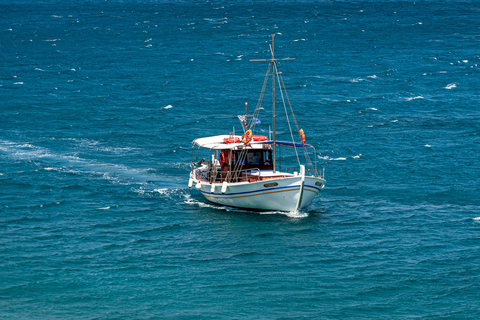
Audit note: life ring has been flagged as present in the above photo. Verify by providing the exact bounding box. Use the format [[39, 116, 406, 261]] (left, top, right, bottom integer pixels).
[[242, 129, 253, 144], [299, 128, 306, 145]]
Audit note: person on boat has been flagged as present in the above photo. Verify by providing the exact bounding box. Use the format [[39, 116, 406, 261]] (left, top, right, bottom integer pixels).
[[219, 149, 230, 182]]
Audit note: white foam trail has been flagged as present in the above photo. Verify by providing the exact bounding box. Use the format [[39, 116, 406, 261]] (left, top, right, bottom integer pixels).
[[0, 140, 183, 189], [260, 211, 308, 218], [184, 194, 225, 209]]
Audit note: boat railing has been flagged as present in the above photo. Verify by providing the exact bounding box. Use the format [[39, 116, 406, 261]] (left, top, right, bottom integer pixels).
[[194, 164, 324, 182], [195, 167, 266, 183], [319, 167, 325, 179], [276, 165, 298, 175], [276, 165, 323, 178]]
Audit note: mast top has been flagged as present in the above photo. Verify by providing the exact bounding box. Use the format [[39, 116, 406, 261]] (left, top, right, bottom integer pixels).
[[250, 34, 295, 63]]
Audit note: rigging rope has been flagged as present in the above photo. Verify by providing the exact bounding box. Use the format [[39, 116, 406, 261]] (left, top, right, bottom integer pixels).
[[232, 60, 317, 177], [247, 63, 271, 133], [278, 69, 315, 173], [274, 62, 300, 168]]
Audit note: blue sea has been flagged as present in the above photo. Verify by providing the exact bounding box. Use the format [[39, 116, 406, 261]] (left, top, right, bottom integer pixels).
[[1, 0, 480, 318]]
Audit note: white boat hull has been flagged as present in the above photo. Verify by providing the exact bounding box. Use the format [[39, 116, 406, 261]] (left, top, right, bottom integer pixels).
[[191, 173, 325, 212]]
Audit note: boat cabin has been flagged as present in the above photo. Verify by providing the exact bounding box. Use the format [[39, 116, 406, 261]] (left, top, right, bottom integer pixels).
[[191, 134, 320, 184]]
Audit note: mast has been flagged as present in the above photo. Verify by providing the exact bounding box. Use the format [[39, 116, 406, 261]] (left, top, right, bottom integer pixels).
[[244, 102, 248, 133], [250, 34, 294, 173], [271, 34, 276, 173]]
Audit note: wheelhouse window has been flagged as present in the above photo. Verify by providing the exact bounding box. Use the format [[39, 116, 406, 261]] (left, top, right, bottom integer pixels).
[[233, 149, 272, 169]]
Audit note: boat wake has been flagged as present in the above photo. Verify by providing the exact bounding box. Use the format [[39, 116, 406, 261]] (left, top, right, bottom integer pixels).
[[0, 139, 183, 190]]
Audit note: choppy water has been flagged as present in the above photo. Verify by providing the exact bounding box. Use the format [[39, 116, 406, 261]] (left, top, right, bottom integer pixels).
[[1, 0, 480, 318]]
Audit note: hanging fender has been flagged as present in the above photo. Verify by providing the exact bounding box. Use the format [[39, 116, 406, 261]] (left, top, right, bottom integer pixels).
[[299, 128, 306, 145]]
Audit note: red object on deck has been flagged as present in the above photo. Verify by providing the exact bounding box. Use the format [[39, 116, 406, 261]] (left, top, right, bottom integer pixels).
[[252, 135, 268, 142], [224, 137, 241, 144]]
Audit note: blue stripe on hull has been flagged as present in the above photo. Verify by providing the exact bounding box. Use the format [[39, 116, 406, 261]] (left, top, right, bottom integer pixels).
[[202, 187, 300, 200], [200, 183, 322, 197]]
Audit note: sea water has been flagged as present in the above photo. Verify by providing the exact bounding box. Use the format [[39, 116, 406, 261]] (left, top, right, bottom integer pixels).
[[1, 0, 479, 318]]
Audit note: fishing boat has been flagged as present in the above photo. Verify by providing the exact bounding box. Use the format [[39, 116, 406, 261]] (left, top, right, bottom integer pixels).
[[188, 35, 326, 212]]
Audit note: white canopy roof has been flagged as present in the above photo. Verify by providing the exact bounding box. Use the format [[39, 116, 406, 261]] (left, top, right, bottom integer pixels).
[[193, 135, 266, 150]]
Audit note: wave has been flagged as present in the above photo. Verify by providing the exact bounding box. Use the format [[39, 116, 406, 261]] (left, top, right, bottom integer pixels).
[[350, 75, 378, 83], [350, 78, 367, 83], [405, 96, 424, 101], [318, 155, 349, 161], [444, 83, 457, 89]]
